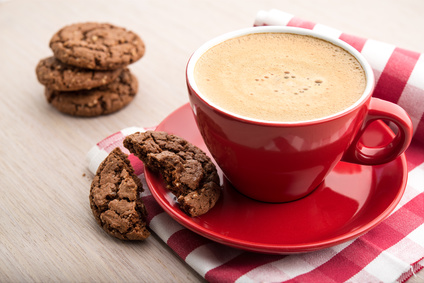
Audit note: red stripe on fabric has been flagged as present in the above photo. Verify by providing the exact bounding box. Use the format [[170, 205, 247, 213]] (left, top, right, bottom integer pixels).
[[373, 47, 420, 103], [128, 154, 144, 175], [287, 17, 316, 29], [286, 193, 424, 282], [97, 131, 124, 150], [338, 33, 367, 52], [396, 48, 421, 59], [167, 229, 211, 260], [205, 253, 286, 283], [398, 193, 424, 220], [290, 253, 365, 283], [412, 119, 424, 147], [141, 194, 164, 225], [405, 140, 424, 171]]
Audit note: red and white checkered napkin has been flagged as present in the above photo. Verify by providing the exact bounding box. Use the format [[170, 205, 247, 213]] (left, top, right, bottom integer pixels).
[[86, 10, 424, 283]]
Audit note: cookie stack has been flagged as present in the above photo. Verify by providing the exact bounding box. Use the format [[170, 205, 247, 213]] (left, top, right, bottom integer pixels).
[[36, 22, 145, 117]]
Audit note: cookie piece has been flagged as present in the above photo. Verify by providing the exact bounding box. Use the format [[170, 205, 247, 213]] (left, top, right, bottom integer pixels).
[[50, 22, 145, 70], [36, 56, 123, 91], [123, 131, 221, 217], [45, 68, 137, 117], [90, 147, 150, 240]]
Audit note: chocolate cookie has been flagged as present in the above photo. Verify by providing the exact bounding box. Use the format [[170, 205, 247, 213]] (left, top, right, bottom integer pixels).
[[45, 68, 138, 117], [90, 147, 150, 240], [36, 56, 123, 91], [123, 131, 221, 217], [49, 22, 145, 70]]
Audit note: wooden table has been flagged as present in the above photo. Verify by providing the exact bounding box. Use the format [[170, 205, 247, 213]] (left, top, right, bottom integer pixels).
[[1, 0, 423, 281]]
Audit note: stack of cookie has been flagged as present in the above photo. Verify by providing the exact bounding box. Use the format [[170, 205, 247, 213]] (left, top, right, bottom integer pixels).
[[36, 22, 145, 117]]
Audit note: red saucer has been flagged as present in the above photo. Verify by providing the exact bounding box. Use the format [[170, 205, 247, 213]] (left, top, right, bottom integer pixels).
[[145, 103, 407, 254]]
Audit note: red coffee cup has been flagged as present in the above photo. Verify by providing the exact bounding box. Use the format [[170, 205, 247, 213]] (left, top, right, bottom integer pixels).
[[186, 26, 413, 203]]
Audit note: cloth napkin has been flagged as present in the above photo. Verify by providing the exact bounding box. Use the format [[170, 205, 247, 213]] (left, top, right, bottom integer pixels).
[[86, 10, 424, 283]]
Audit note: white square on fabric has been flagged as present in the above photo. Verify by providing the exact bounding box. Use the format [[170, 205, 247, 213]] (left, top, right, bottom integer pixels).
[[407, 225, 424, 248], [406, 164, 424, 193], [237, 263, 291, 283], [348, 269, 383, 283], [254, 9, 294, 26], [361, 39, 396, 77], [313, 24, 342, 39], [362, 250, 410, 282], [185, 243, 242, 278], [120, 126, 147, 136], [149, 212, 185, 241]]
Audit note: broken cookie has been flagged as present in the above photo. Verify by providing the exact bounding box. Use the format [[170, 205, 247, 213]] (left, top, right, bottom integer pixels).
[[123, 131, 221, 217], [89, 147, 150, 240]]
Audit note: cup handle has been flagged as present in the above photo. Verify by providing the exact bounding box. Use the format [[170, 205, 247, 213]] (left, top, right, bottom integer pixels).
[[341, 98, 413, 165]]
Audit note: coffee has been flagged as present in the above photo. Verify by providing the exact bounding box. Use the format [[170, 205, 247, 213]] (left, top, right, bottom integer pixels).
[[194, 33, 366, 122]]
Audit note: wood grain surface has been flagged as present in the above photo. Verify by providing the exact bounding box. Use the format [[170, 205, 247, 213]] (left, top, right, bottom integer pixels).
[[1, 0, 423, 282]]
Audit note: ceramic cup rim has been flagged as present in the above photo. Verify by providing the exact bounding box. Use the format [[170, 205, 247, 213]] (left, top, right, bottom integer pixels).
[[186, 26, 375, 126]]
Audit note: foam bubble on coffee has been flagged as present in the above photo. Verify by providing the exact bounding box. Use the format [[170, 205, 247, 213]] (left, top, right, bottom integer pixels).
[[194, 33, 366, 122]]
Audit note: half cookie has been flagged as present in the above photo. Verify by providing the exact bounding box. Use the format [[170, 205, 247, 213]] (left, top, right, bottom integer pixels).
[[123, 131, 221, 217], [89, 147, 150, 240]]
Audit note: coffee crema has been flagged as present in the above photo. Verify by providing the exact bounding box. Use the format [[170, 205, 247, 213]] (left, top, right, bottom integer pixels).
[[194, 33, 366, 122]]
